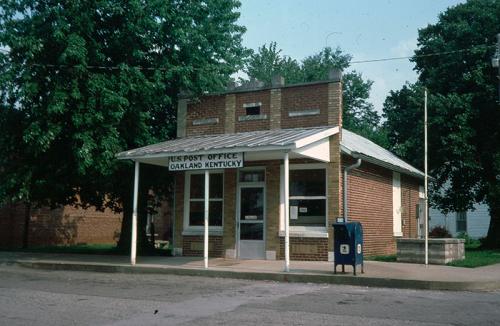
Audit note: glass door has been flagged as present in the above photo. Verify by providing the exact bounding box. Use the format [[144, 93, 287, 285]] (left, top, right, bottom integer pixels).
[[238, 186, 265, 259]]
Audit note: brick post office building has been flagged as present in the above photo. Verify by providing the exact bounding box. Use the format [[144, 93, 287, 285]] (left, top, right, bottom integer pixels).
[[118, 70, 425, 263]]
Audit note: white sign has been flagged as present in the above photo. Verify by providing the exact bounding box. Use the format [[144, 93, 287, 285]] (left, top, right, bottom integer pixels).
[[168, 153, 243, 171], [357, 244, 362, 254], [340, 244, 350, 255], [290, 206, 298, 220]]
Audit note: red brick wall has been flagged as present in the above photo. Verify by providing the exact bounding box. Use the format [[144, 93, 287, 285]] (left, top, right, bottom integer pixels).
[[235, 90, 271, 132], [278, 237, 328, 261], [182, 235, 224, 257], [0, 203, 25, 247], [0, 203, 122, 248], [186, 95, 225, 136], [341, 155, 423, 256], [281, 83, 329, 129], [184, 82, 335, 137], [342, 156, 396, 256]]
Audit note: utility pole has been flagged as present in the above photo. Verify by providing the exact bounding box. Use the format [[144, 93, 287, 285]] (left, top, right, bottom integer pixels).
[[424, 88, 429, 266], [492, 33, 500, 102]]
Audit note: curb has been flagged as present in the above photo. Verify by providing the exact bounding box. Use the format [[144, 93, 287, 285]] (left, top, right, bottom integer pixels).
[[14, 260, 500, 292]]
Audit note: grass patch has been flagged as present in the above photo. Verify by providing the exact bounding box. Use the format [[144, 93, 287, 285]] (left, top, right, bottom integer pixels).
[[447, 248, 500, 268], [366, 254, 397, 262]]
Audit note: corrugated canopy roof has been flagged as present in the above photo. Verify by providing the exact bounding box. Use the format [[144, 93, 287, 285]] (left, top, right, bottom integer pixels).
[[116, 126, 424, 178], [116, 126, 338, 160], [341, 129, 425, 178]]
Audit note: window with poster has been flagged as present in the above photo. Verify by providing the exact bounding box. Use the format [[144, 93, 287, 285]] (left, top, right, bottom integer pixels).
[[285, 164, 327, 229]]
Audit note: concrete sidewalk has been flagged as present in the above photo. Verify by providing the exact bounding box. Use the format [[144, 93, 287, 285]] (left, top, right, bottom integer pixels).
[[2, 251, 500, 291]]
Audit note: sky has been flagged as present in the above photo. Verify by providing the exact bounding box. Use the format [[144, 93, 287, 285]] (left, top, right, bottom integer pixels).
[[238, 0, 465, 114]]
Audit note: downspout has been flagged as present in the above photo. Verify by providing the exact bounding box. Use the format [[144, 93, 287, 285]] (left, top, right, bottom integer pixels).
[[343, 158, 362, 222]]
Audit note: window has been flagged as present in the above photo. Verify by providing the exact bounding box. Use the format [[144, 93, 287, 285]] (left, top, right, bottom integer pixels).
[[187, 172, 223, 227], [243, 102, 262, 116], [245, 105, 261, 116], [456, 211, 467, 233], [239, 170, 265, 183], [289, 168, 326, 227], [392, 172, 402, 236]]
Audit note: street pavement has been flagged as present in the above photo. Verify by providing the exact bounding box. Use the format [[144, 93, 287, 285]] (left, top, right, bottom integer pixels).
[[0, 264, 499, 326], [5, 252, 500, 291]]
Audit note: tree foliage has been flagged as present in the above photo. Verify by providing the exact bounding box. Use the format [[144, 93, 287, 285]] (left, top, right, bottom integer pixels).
[[243, 44, 386, 146], [383, 0, 500, 247], [0, 0, 248, 248]]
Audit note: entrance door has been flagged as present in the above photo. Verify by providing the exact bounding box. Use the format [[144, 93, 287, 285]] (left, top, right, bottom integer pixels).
[[238, 186, 265, 259]]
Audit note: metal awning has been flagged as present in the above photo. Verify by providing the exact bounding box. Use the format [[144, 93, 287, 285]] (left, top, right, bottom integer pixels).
[[341, 129, 425, 178], [117, 126, 339, 166]]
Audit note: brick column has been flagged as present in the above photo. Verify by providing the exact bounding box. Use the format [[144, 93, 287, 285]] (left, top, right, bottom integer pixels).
[[327, 134, 342, 261], [223, 169, 237, 258], [173, 172, 185, 256], [224, 94, 236, 134], [176, 99, 187, 138], [270, 75, 284, 130], [270, 89, 282, 130], [265, 162, 280, 259], [327, 82, 342, 128]]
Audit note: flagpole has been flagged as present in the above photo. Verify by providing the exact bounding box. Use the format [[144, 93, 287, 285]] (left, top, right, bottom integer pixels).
[[424, 88, 429, 266]]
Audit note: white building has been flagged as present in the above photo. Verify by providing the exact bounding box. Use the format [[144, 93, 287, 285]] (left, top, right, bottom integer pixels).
[[429, 203, 491, 239]]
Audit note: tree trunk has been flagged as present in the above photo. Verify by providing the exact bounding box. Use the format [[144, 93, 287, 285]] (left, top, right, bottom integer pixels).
[[484, 195, 500, 249], [116, 166, 155, 254], [22, 202, 31, 249], [117, 191, 133, 253]]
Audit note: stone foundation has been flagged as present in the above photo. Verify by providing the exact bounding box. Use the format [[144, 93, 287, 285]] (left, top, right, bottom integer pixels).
[[396, 238, 465, 264]]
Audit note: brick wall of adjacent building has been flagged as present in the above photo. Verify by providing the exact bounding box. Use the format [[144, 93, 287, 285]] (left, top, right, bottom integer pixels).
[[0, 203, 26, 247], [0, 203, 122, 248]]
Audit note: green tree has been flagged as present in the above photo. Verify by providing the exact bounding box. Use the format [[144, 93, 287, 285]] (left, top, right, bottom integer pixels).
[[0, 0, 248, 249], [243, 42, 302, 85], [243, 45, 386, 146], [383, 0, 500, 248]]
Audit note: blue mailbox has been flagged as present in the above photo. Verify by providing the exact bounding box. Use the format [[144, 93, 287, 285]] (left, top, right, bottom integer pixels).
[[333, 221, 364, 275]]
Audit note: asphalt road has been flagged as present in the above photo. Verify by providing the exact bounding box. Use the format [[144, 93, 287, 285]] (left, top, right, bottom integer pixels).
[[0, 264, 499, 326]]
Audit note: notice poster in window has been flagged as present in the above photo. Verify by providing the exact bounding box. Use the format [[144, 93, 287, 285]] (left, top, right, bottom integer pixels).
[[299, 207, 308, 213], [290, 206, 298, 220]]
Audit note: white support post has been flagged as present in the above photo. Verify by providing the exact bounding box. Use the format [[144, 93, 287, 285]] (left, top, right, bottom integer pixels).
[[204, 170, 209, 269], [424, 88, 429, 266], [284, 152, 290, 272], [131, 161, 140, 266]]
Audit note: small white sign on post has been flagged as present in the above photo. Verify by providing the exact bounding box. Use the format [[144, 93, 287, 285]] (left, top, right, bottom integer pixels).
[[168, 153, 244, 171]]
